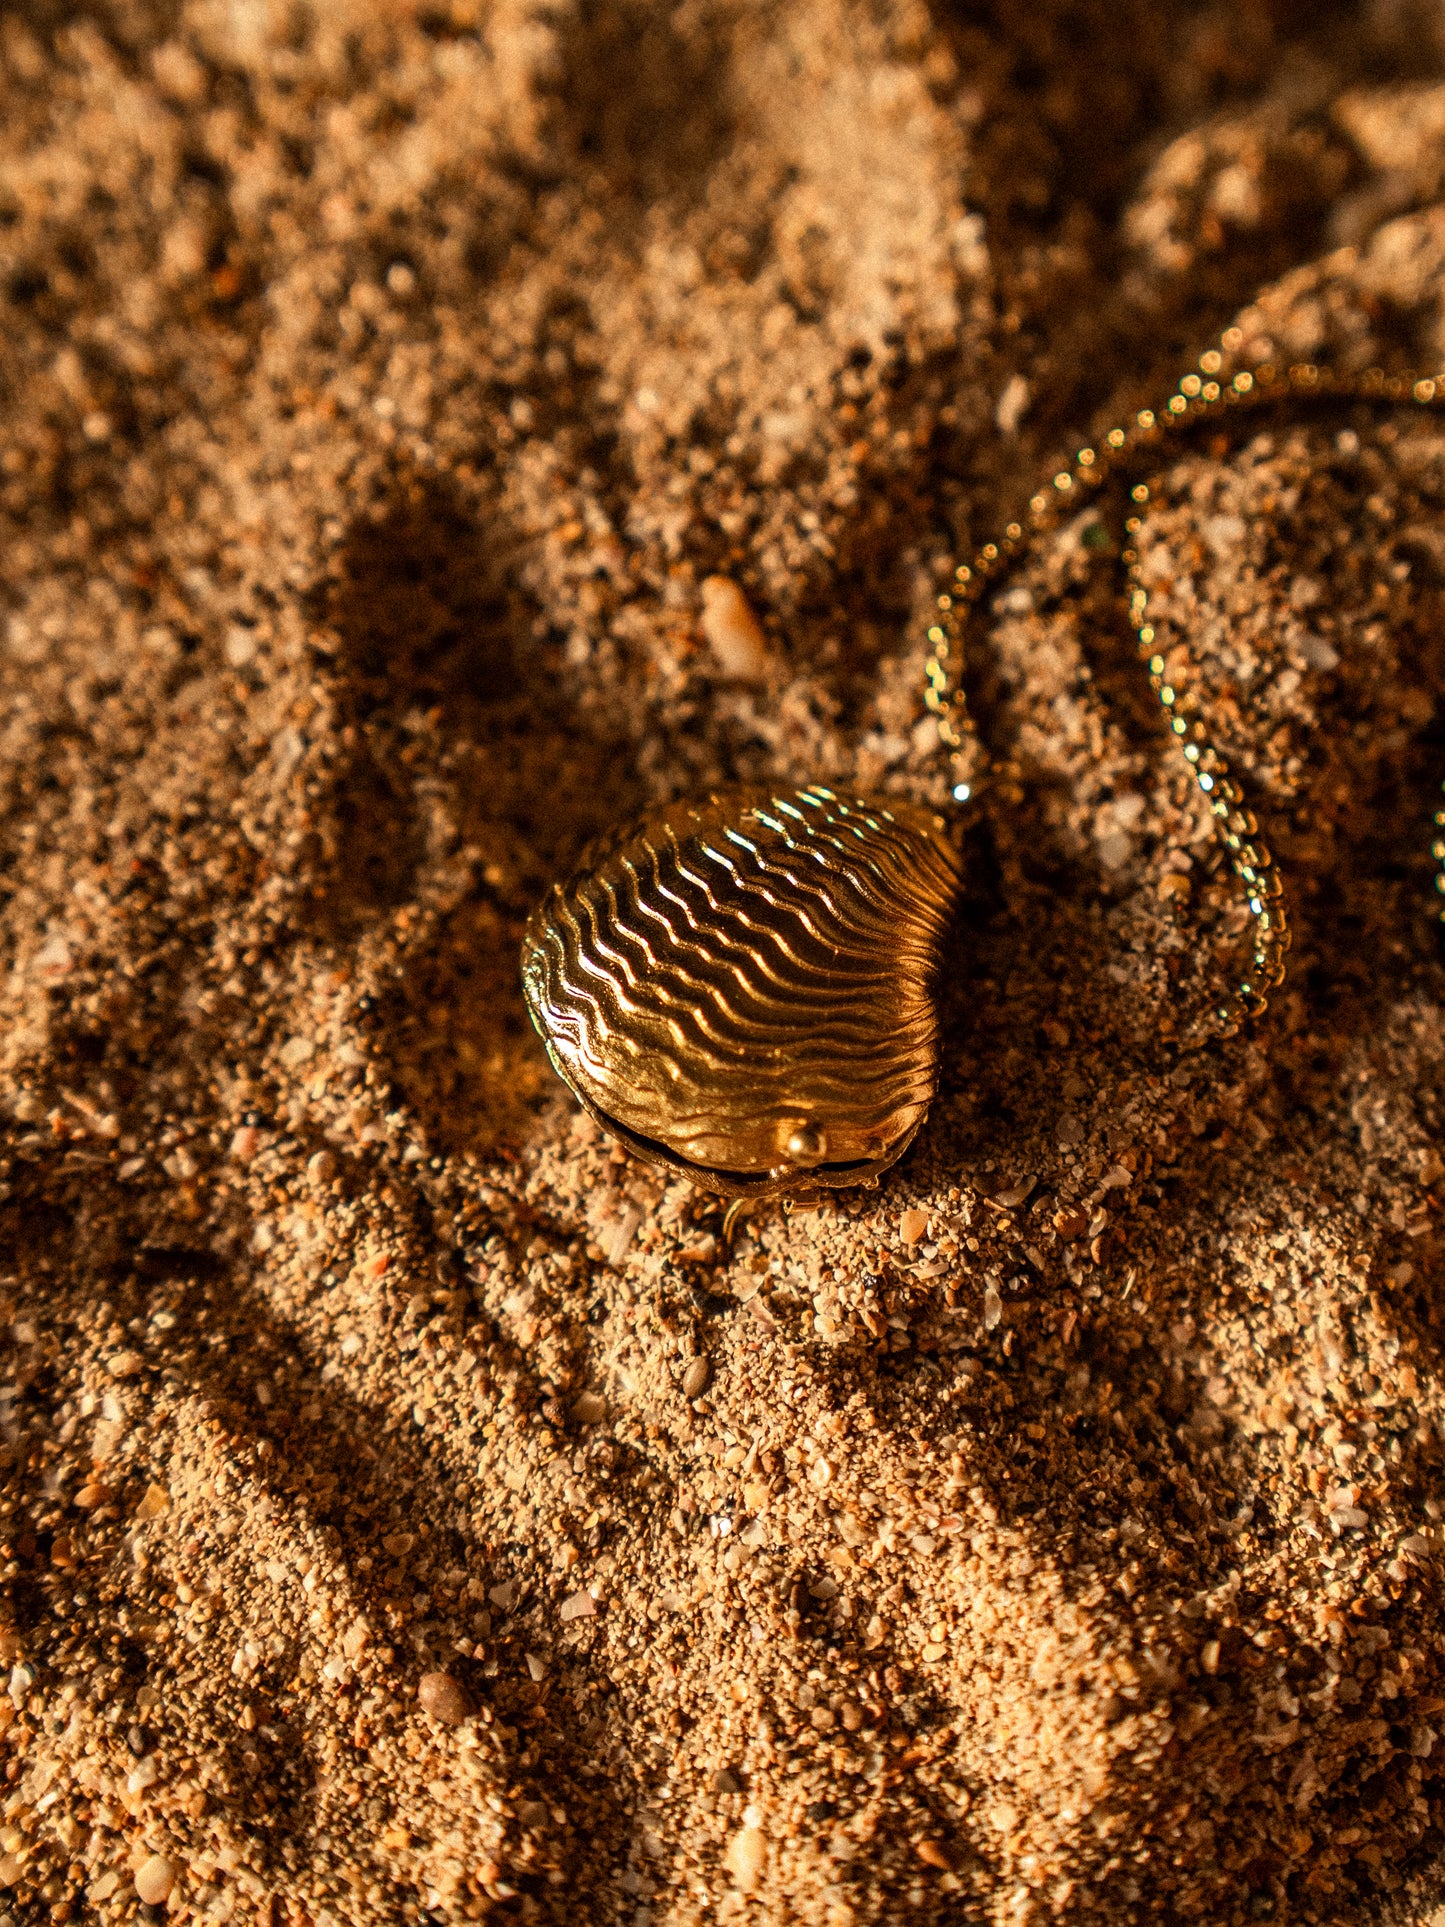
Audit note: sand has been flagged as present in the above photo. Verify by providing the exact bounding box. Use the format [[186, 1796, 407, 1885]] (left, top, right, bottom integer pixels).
[[6, 3, 1445, 1922]]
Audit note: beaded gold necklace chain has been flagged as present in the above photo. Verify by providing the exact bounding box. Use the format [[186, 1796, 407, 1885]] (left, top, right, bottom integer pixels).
[[521, 336, 1445, 1200], [923, 337, 1445, 1043]]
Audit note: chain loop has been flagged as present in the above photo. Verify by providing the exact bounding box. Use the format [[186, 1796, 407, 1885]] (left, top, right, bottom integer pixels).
[[923, 346, 1445, 1040]]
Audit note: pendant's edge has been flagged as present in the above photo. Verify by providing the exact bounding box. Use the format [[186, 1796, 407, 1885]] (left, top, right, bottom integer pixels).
[[523, 986, 936, 1200]]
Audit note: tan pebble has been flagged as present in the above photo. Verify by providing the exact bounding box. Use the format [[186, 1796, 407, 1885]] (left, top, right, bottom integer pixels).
[[700, 576, 771, 684], [382, 1531, 415, 1558], [915, 1837, 957, 1872], [107, 1351, 144, 1378], [524, 1652, 546, 1681], [710, 1766, 741, 1794], [682, 1357, 711, 1400], [899, 1207, 929, 1245], [992, 1175, 1035, 1208], [134, 1854, 175, 1905], [307, 1149, 338, 1185], [418, 1671, 471, 1725], [840, 1701, 864, 1731], [1158, 870, 1192, 902], [133, 1482, 168, 1523], [559, 1591, 596, 1623], [228, 1124, 260, 1162], [723, 1824, 766, 1892], [74, 1482, 113, 1511], [571, 1391, 607, 1425]]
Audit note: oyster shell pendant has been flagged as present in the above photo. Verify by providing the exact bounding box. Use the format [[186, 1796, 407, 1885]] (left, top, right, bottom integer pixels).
[[521, 785, 964, 1198]]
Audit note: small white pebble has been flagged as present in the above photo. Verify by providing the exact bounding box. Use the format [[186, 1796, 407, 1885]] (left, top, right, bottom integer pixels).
[[134, 1855, 175, 1906], [223, 624, 257, 667], [32, 933, 73, 981], [724, 1824, 766, 1892], [995, 372, 1030, 435], [700, 576, 771, 684], [559, 1591, 596, 1623], [982, 1285, 1002, 1332]]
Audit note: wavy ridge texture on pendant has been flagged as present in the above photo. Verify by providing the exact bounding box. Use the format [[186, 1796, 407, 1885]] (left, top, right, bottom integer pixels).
[[521, 785, 964, 1196]]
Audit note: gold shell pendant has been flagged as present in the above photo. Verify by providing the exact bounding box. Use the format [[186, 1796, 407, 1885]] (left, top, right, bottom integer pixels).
[[521, 786, 964, 1198]]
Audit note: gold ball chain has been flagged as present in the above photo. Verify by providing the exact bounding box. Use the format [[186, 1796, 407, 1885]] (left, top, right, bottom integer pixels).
[[922, 330, 1445, 1043]]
